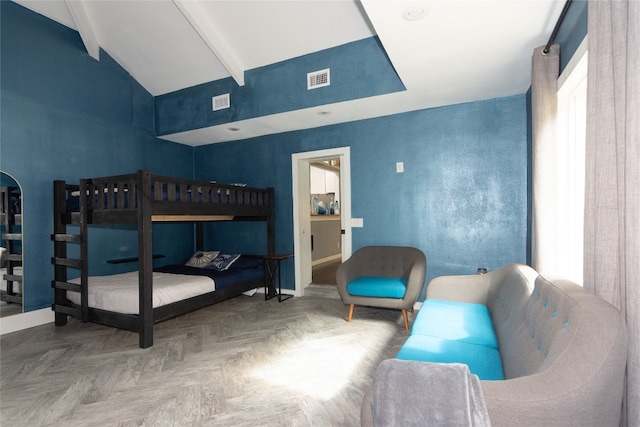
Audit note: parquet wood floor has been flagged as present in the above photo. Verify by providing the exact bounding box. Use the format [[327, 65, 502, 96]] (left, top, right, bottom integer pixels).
[[0, 295, 410, 426]]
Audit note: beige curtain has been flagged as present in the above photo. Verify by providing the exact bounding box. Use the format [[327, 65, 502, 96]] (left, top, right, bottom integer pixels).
[[530, 44, 559, 274], [584, 1, 639, 426]]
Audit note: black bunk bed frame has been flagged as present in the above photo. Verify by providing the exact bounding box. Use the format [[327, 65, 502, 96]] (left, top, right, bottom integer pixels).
[[52, 170, 275, 348], [1, 186, 23, 306]]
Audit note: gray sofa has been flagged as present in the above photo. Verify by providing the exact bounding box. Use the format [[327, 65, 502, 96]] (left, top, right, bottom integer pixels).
[[361, 263, 628, 426]]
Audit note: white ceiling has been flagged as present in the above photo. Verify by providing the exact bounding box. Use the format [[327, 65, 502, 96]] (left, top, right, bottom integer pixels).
[[14, 0, 565, 145]]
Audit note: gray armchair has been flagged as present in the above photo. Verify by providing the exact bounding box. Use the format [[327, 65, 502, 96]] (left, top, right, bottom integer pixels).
[[336, 246, 427, 330]]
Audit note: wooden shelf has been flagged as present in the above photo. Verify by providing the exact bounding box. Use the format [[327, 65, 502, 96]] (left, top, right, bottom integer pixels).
[[311, 215, 340, 221]]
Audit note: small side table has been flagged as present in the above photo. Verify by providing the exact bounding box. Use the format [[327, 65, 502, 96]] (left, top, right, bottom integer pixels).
[[263, 254, 294, 302]]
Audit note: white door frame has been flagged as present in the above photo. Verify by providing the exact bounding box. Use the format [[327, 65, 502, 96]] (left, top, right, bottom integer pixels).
[[292, 147, 351, 296]]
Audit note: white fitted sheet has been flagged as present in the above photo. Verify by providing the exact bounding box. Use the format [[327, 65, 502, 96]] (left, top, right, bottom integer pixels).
[[68, 271, 215, 314]]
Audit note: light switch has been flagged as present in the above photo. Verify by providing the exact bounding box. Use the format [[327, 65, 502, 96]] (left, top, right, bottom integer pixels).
[[351, 218, 364, 228], [396, 162, 404, 173]]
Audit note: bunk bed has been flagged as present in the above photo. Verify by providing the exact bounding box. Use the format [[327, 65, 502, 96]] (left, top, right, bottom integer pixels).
[[52, 170, 275, 348], [1, 186, 23, 307]]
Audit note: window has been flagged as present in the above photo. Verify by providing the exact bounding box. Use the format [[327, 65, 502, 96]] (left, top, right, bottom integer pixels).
[[555, 44, 587, 284]]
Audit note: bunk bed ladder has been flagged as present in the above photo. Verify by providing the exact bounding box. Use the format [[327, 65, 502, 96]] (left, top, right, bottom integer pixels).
[[51, 180, 89, 324], [1, 186, 23, 304], [2, 237, 23, 304]]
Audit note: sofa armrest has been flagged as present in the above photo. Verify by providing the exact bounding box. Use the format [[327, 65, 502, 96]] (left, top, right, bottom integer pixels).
[[426, 264, 535, 305], [426, 272, 494, 305], [336, 255, 362, 288], [336, 255, 364, 302], [402, 253, 427, 304]]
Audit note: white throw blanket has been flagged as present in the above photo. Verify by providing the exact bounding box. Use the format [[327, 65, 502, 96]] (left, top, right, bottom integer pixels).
[[371, 359, 491, 427]]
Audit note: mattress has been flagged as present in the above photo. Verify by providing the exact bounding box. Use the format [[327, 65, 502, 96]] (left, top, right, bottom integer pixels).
[[67, 271, 215, 314]]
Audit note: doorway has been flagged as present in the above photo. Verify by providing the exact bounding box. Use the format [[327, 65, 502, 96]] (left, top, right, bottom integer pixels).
[[310, 158, 341, 286], [292, 147, 351, 296]]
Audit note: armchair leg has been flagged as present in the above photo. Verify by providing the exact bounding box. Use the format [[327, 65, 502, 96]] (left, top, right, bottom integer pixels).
[[347, 304, 355, 322], [401, 309, 409, 331]]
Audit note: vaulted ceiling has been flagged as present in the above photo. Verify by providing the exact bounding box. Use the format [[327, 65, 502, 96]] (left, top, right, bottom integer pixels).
[[14, 0, 565, 145]]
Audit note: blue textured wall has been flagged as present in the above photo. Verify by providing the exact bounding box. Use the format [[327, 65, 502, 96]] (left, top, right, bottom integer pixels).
[[0, 2, 194, 311], [2, 0, 537, 311], [155, 37, 405, 135], [195, 95, 529, 296]]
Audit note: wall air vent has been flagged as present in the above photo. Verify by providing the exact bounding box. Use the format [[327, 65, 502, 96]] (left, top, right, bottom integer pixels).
[[212, 93, 230, 111], [307, 68, 330, 90]]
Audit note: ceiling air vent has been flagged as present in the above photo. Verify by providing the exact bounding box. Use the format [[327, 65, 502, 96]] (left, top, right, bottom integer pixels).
[[212, 93, 230, 111], [307, 68, 330, 90]]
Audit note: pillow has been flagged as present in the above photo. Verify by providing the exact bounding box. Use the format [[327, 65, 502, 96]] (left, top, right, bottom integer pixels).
[[205, 253, 241, 271], [185, 251, 220, 268]]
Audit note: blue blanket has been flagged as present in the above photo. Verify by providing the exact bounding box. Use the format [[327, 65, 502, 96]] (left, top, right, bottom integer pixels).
[[155, 263, 263, 290]]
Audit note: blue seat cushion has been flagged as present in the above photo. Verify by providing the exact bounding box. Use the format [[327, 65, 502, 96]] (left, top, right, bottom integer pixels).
[[411, 299, 499, 349], [396, 335, 504, 380], [347, 276, 408, 299]]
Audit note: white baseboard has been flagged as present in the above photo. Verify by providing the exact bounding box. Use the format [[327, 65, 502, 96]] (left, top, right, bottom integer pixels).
[[0, 308, 55, 335]]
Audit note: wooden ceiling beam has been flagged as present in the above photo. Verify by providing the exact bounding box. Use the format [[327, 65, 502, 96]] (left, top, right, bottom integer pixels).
[[172, 0, 245, 86], [65, 0, 100, 60]]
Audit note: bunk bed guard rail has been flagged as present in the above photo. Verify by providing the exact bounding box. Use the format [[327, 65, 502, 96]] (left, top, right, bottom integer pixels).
[[77, 170, 273, 221]]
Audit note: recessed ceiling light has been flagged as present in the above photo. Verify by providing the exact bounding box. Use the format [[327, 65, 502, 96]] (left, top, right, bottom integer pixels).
[[402, 6, 427, 21], [317, 111, 331, 116], [228, 127, 240, 132]]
